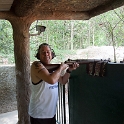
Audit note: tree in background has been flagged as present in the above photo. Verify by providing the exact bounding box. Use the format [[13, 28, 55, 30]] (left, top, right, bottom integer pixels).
[[0, 20, 14, 64], [97, 7, 124, 62], [0, 6, 124, 64]]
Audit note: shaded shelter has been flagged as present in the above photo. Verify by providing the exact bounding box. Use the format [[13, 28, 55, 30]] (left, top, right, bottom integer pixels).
[[0, 0, 124, 124]]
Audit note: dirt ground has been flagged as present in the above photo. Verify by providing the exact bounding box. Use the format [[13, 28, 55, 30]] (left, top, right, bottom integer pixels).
[[72, 46, 124, 63]]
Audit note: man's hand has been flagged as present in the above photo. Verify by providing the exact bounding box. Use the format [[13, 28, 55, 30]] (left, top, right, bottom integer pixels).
[[68, 62, 79, 72], [60, 62, 69, 71]]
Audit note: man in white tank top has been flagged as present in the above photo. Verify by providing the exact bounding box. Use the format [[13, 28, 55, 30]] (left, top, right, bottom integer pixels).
[[28, 43, 79, 124]]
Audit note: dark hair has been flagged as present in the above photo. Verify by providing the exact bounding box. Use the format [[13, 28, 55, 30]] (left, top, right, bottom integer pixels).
[[35, 43, 56, 60]]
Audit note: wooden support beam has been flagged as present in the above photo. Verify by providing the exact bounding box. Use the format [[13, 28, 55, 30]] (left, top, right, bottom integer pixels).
[[36, 11, 90, 20]]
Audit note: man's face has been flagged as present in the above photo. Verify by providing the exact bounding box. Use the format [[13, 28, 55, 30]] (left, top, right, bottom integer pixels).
[[39, 45, 52, 64]]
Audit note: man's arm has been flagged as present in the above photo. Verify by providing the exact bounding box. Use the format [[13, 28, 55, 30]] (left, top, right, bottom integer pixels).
[[31, 61, 68, 84]]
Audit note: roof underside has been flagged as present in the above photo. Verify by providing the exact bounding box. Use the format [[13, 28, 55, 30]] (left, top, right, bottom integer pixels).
[[0, 0, 124, 19]]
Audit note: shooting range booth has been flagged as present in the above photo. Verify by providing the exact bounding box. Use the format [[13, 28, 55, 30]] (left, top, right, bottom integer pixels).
[[0, 0, 124, 124], [68, 62, 124, 124]]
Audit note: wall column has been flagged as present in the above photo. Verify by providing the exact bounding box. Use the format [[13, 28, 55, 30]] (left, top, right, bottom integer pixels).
[[10, 17, 32, 124]]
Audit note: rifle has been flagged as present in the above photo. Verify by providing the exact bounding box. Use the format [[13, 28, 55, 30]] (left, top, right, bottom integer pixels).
[[45, 58, 110, 77], [44, 59, 100, 68]]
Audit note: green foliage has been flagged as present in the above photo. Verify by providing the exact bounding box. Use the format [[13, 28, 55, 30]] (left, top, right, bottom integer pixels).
[[0, 6, 124, 64], [51, 49, 76, 64], [0, 20, 13, 54]]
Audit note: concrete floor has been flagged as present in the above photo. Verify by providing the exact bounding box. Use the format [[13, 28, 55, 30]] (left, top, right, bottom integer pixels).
[[0, 110, 68, 124], [0, 110, 18, 124]]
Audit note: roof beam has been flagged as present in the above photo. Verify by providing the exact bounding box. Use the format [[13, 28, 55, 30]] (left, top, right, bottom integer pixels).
[[11, 0, 45, 17], [36, 11, 90, 20], [89, 0, 124, 18]]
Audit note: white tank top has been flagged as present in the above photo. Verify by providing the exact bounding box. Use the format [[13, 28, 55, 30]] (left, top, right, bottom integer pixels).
[[28, 80, 58, 118]]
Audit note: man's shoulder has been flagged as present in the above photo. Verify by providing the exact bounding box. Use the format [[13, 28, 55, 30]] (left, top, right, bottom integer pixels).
[[30, 61, 39, 68], [31, 61, 40, 66], [31, 61, 45, 69]]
